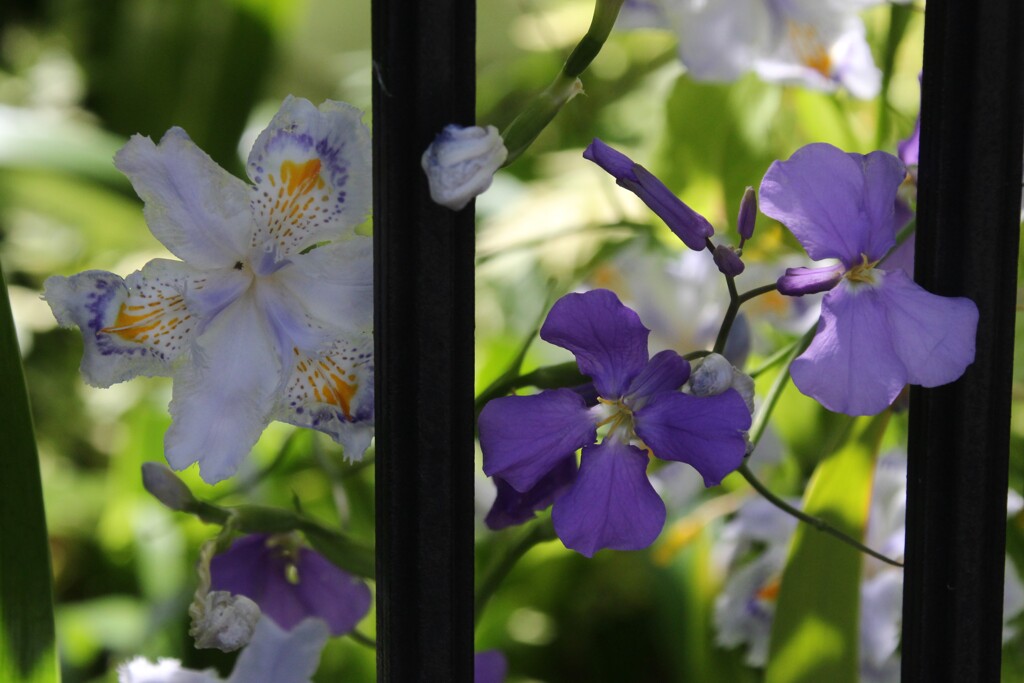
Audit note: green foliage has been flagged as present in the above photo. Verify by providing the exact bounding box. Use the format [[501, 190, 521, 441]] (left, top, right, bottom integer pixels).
[[0, 262, 59, 683], [766, 414, 890, 683]]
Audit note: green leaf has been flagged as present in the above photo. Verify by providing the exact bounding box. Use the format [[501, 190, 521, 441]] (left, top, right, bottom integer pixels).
[[765, 413, 890, 683], [0, 261, 60, 683]]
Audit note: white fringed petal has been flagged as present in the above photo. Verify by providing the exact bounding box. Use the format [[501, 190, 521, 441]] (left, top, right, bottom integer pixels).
[[247, 97, 372, 251], [115, 129, 254, 269], [165, 294, 282, 484]]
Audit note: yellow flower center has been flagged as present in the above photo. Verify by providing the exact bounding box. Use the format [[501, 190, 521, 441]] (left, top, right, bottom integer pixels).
[[596, 397, 638, 442], [845, 253, 882, 286]]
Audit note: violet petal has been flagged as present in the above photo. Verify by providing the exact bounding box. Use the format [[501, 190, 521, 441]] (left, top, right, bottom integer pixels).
[[210, 535, 371, 636], [790, 282, 907, 416], [759, 143, 904, 265], [634, 390, 750, 487], [777, 263, 845, 296], [485, 457, 578, 531], [479, 389, 595, 492], [877, 270, 978, 388], [898, 116, 920, 167], [474, 650, 508, 683], [540, 290, 651, 398], [552, 440, 666, 557], [625, 350, 690, 407]]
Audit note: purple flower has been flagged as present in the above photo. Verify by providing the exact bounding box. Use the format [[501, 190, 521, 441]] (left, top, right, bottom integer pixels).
[[479, 289, 751, 556], [474, 650, 508, 683], [760, 143, 978, 415], [583, 139, 714, 250], [210, 534, 371, 636], [485, 456, 578, 531]]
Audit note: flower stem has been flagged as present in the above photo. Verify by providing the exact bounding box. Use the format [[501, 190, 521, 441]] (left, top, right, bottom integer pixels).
[[712, 280, 779, 355], [747, 325, 815, 450], [502, 0, 625, 163], [475, 517, 558, 623], [348, 629, 377, 649], [737, 462, 903, 567]]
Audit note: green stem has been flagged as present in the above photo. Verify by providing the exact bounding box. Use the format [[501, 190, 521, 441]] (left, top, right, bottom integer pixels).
[[738, 463, 902, 568], [748, 338, 799, 379], [475, 518, 558, 623], [475, 361, 587, 416], [348, 629, 377, 649], [747, 325, 815, 451], [712, 281, 779, 355], [501, 0, 625, 163]]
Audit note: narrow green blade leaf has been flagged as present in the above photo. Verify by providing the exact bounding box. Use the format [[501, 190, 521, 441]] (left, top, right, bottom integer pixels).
[[0, 261, 60, 683], [766, 413, 890, 683]]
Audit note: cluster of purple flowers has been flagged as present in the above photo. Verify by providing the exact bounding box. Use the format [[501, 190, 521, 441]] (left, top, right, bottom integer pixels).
[[479, 136, 978, 556]]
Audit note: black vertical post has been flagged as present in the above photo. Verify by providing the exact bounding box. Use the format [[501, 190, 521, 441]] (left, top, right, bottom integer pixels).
[[372, 0, 476, 680], [903, 0, 1023, 680]]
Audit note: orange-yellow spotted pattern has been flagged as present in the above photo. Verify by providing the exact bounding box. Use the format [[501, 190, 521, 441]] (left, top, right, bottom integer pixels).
[[788, 22, 832, 78], [252, 158, 335, 253], [292, 348, 359, 419]]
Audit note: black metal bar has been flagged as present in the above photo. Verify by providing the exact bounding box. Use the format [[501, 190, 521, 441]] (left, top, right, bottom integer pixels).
[[372, 0, 476, 680], [902, 0, 1024, 679]]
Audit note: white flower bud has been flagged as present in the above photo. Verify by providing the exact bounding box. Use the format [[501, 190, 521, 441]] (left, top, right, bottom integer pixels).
[[189, 590, 261, 652], [688, 353, 755, 414], [421, 124, 507, 210], [688, 354, 735, 397]]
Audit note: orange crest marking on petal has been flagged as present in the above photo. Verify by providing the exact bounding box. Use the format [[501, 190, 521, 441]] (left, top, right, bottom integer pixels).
[[300, 355, 358, 419], [102, 296, 192, 344], [756, 576, 781, 602], [787, 21, 832, 78], [280, 159, 323, 197]]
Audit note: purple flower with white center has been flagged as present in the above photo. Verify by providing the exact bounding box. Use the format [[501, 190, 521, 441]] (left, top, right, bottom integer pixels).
[[210, 533, 371, 636], [760, 142, 978, 416], [44, 96, 374, 483], [583, 138, 714, 250], [479, 289, 751, 556]]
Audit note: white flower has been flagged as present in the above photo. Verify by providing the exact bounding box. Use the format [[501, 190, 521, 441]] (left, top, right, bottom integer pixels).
[[621, 0, 903, 97], [118, 617, 329, 683], [45, 96, 374, 483], [421, 124, 507, 210]]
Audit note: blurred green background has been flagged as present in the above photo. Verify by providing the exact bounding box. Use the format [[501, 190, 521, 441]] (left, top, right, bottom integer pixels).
[[1, 0, 1022, 681]]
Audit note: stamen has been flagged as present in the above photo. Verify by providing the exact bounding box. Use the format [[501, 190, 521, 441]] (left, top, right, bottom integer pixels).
[[845, 253, 882, 284]]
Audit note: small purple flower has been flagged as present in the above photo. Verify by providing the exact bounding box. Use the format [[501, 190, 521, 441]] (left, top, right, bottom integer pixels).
[[474, 650, 508, 683], [210, 533, 371, 636], [583, 139, 714, 250], [479, 289, 751, 556], [760, 142, 978, 415]]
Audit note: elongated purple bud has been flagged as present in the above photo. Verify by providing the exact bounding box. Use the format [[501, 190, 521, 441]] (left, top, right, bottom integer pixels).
[[737, 186, 757, 241], [584, 138, 714, 251]]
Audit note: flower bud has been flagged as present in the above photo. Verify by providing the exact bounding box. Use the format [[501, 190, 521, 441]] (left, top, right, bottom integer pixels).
[[141, 462, 196, 512], [583, 138, 714, 251], [688, 353, 734, 397], [189, 590, 261, 651], [737, 186, 757, 242], [421, 124, 508, 210], [688, 353, 755, 414], [712, 244, 745, 276]]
